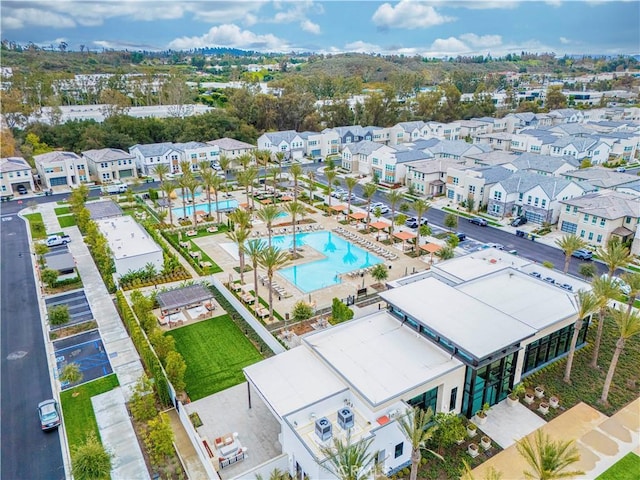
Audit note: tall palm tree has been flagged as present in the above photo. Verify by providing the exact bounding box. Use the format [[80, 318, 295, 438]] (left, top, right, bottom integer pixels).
[[160, 181, 175, 225], [237, 153, 252, 170], [184, 175, 200, 228], [325, 169, 337, 208], [229, 208, 252, 231], [344, 176, 359, 222], [226, 226, 251, 284], [412, 198, 431, 254], [621, 272, 640, 314], [306, 170, 317, 202], [555, 234, 586, 274], [318, 431, 377, 480], [516, 430, 584, 480], [268, 165, 280, 191], [200, 168, 214, 222], [152, 163, 169, 184], [600, 309, 640, 404], [563, 289, 599, 384], [289, 163, 303, 202], [362, 182, 378, 230], [176, 174, 191, 220], [218, 155, 232, 195], [256, 149, 271, 193], [386, 189, 404, 234], [258, 246, 290, 323], [257, 204, 282, 247], [275, 151, 285, 182], [397, 406, 442, 480], [209, 174, 224, 224], [590, 276, 622, 368], [597, 240, 631, 277], [243, 239, 266, 309], [179, 159, 192, 177], [284, 201, 305, 257]]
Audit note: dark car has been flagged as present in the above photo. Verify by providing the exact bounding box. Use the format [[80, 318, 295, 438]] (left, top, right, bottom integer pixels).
[[468, 217, 488, 226], [455, 232, 467, 241], [511, 216, 527, 227], [572, 249, 593, 260], [38, 399, 61, 431], [17, 185, 28, 195]]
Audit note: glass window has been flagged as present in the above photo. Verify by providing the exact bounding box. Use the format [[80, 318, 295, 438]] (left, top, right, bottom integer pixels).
[[449, 387, 458, 411], [394, 442, 404, 459], [600, 218, 605, 227], [588, 232, 594, 240], [584, 214, 589, 222], [597, 234, 602, 243]]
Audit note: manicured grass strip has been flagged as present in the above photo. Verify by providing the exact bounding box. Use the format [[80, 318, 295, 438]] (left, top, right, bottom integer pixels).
[[55, 206, 71, 215], [169, 315, 263, 401], [58, 215, 77, 228], [24, 212, 47, 240], [596, 452, 640, 480], [60, 374, 119, 450]]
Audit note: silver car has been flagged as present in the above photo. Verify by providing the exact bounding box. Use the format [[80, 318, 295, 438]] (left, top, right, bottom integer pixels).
[[38, 399, 61, 431]]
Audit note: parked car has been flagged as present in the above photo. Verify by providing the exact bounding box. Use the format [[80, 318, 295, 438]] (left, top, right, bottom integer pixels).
[[405, 217, 428, 229], [340, 193, 356, 201], [615, 166, 626, 173], [511, 216, 527, 227], [331, 189, 346, 198], [46, 234, 71, 247], [17, 185, 28, 195], [485, 242, 504, 250], [38, 399, 61, 431], [572, 249, 593, 260], [600, 274, 631, 295], [372, 205, 390, 215], [455, 232, 467, 241], [468, 217, 488, 226]]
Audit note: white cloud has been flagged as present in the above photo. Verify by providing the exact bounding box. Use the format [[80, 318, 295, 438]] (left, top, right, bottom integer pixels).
[[168, 24, 289, 52], [1, 7, 77, 30], [430, 37, 470, 55], [559, 37, 571, 44], [459, 33, 502, 48], [300, 19, 321, 34], [372, 1, 456, 29], [344, 41, 382, 53]]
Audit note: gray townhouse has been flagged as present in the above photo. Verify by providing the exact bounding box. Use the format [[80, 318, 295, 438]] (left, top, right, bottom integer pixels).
[[82, 148, 137, 183]]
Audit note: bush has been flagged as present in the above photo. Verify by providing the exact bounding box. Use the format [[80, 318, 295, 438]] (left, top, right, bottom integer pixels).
[[145, 413, 175, 467], [41, 268, 60, 288], [71, 433, 112, 480], [291, 301, 314, 321], [129, 374, 157, 422], [49, 304, 70, 325], [60, 362, 83, 385], [331, 297, 354, 324], [165, 351, 187, 393], [542, 260, 554, 269]]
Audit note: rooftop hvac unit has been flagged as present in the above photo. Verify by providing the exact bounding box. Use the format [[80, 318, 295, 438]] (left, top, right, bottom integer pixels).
[[337, 407, 354, 430], [315, 417, 332, 441]]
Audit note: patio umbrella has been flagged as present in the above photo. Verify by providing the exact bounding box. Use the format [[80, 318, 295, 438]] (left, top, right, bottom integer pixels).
[[393, 230, 417, 252]]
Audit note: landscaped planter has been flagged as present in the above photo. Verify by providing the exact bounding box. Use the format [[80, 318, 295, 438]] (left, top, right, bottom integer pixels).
[[549, 396, 560, 409], [467, 424, 477, 438], [467, 443, 479, 458], [538, 402, 550, 415], [480, 436, 492, 450], [524, 392, 535, 404], [507, 395, 519, 407], [474, 413, 487, 425], [534, 386, 545, 398]]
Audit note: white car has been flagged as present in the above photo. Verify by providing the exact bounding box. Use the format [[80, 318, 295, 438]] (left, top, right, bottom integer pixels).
[[600, 274, 631, 295]]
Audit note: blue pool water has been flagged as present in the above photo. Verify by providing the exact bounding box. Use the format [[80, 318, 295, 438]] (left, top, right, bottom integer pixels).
[[172, 199, 238, 217], [275, 231, 383, 293]]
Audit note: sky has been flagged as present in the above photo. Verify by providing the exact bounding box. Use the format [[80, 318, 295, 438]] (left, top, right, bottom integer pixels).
[[1, 1, 639, 57]]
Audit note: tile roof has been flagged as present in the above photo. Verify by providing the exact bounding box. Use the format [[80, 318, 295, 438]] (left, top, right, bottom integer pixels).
[[564, 167, 640, 189], [560, 190, 640, 219], [34, 151, 81, 164], [129, 142, 175, 157], [0, 156, 31, 173], [207, 137, 256, 150], [510, 153, 579, 173], [343, 140, 383, 156], [496, 171, 593, 197], [82, 148, 135, 162], [263, 130, 300, 144]]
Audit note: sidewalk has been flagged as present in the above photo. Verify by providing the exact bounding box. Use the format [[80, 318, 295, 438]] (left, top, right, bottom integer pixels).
[[167, 409, 210, 480]]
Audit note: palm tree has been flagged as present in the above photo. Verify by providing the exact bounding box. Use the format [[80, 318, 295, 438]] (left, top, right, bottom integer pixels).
[[318, 431, 377, 480], [344, 176, 359, 222], [621, 272, 640, 314], [590, 275, 622, 368], [275, 151, 285, 182], [284, 201, 305, 257], [238, 166, 258, 210], [179, 159, 192, 177], [257, 204, 282, 247], [152, 163, 170, 184], [184, 175, 200, 228], [597, 240, 631, 277], [600, 309, 640, 404], [370, 263, 389, 288], [237, 153, 252, 170], [244, 239, 266, 310], [516, 430, 584, 480], [397, 406, 442, 480], [226, 226, 251, 284], [209, 174, 224, 224], [386, 189, 404, 234], [258, 246, 290, 323], [268, 165, 280, 191], [176, 174, 191, 220], [435, 245, 455, 261], [563, 289, 599, 383], [289, 163, 303, 202], [160, 181, 175, 225], [306, 170, 317, 202], [412, 199, 431, 254], [200, 168, 215, 222], [325, 169, 337, 208], [555, 234, 586, 274], [218, 155, 232, 195], [228, 208, 252, 231], [362, 182, 378, 230], [256, 149, 271, 192]]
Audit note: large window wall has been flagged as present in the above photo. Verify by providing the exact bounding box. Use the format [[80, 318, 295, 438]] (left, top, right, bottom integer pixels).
[[522, 322, 588, 375], [407, 386, 438, 412], [461, 353, 516, 418]]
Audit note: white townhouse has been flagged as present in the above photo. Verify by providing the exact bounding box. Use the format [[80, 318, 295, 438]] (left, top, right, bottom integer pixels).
[[457, 119, 491, 140], [549, 136, 610, 164], [473, 131, 514, 151], [464, 150, 518, 167], [423, 121, 461, 141], [341, 140, 385, 175], [378, 149, 432, 186], [562, 167, 640, 192], [82, 148, 137, 184], [129, 142, 181, 176], [405, 158, 465, 198], [445, 165, 513, 209], [487, 171, 595, 224], [473, 116, 508, 133], [0, 156, 35, 197], [558, 190, 640, 249], [510, 129, 559, 155], [598, 132, 639, 162], [299, 131, 338, 160], [503, 112, 552, 133], [257, 130, 306, 160], [206, 137, 256, 161], [389, 121, 428, 145], [547, 108, 585, 125], [502, 153, 580, 177], [174, 141, 220, 172], [34, 151, 88, 188], [420, 138, 492, 161]]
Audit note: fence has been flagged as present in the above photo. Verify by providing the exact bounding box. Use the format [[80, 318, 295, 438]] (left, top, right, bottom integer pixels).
[[230, 453, 289, 480], [175, 400, 218, 479]]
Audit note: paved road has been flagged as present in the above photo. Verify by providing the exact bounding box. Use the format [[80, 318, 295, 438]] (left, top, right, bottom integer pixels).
[[0, 212, 65, 480]]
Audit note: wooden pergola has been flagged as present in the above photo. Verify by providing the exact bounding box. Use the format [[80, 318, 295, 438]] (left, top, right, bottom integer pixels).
[[393, 230, 417, 251], [420, 243, 442, 262]]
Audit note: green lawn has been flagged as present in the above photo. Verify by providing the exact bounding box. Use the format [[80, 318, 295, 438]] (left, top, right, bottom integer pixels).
[[54, 206, 71, 215], [596, 453, 640, 480], [169, 315, 264, 400], [57, 215, 77, 228], [60, 374, 119, 450], [24, 212, 47, 240]]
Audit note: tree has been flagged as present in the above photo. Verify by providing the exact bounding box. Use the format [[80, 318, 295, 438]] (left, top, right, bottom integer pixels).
[[162, 72, 194, 118], [258, 246, 290, 323], [200, 167, 215, 222], [397, 406, 442, 480], [555, 234, 586, 274], [257, 204, 282, 248], [344, 176, 359, 221], [545, 85, 567, 111], [578, 263, 596, 281], [184, 175, 200, 227], [597, 240, 631, 277], [563, 290, 598, 384], [590, 275, 622, 368], [621, 272, 640, 314], [292, 300, 314, 321], [361, 182, 378, 229], [71, 433, 112, 480], [284, 201, 305, 257], [129, 374, 157, 422], [226, 226, 251, 285], [435, 245, 455, 261], [48, 304, 70, 325], [318, 431, 377, 480], [218, 155, 232, 195], [600, 309, 640, 404], [176, 174, 191, 220], [516, 430, 583, 480], [0, 126, 16, 157], [444, 213, 458, 231], [386, 189, 404, 234], [370, 264, 389, 288], [60, 362, 83, 385], [149, 328, 176, 363], [413, 199, 430, 254], [244, 239, 266, 308], [306, 170, 317, 202], [99, 88, 131, 118], [41, 268, 59, 288], [289, 163, 304, 202], [145, 413, 175, 467], [165, 351, 186, 393], [331, 298, 354, 324], [431, 412, 466, 455], [325, 169, 337, 208], [160, 181, 175, 225], [152, 163, 170, 183]]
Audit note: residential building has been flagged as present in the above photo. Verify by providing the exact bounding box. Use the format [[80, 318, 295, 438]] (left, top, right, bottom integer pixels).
[[464, 151, 517, 167], [487, 171, 594, 223], [82, 148, 137, 183], [504, 112, 552, 133], [473, 131, 513, 151], [502, 153, 580, 177], [129, 142, 181, 176], [510, 129, 559, 155], [558, 190, 640, 248], [423, 121, 461, 141], [0, 156, 35, 197], [341, 140, 385, 175], [562, 167, 640, 191], [34, 151, 88, 188], [405, 158, 465, 197], [549, 136, 610, 164], [257, 130, 306, 160], [206, 137, 256, 161], [174, 141, 220, 172], [547, 108, 585, 125], [389, 121, 428, 144], [473, 116, 508, 133], [457, 119, 490, 140], [446, 165, 513, 209], [421, 138, 491, 160]]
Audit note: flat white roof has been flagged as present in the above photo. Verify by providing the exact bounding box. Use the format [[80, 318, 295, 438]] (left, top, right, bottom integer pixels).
[[458, 270, 579, 330], [244, 347, 346, 418], [432, 249, 532, 282], [304, 311, 463, 406], [96, 216, 162, 260], [380, 277, 536, 360]]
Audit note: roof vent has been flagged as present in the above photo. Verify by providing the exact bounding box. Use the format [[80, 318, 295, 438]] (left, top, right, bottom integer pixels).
[[337, 408, 354, 430], [315, 417, 332, 441]]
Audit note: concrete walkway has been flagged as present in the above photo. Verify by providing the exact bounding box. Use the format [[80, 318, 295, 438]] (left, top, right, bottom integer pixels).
[[167, 409, 210, 480], [477, 398, 547, 448], [92, 388, 150, 480]]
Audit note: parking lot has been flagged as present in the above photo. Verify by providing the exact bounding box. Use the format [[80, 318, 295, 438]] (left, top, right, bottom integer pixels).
[[54, 330, 113, 389], [45, 289, 93, 331]]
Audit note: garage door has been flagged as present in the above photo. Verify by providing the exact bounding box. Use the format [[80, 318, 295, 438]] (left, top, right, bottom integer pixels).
[[524, 211, 544, 224], [50, 177, 68, 186]]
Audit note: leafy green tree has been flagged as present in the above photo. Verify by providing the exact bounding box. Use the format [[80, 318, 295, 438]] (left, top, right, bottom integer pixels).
[[555, 234, 586, 274], [165, 351, 186, 393], [564, 290, 598, 384], [145, 413, 175, 467], [49, 304, 70, 325], [370, 264, 389, 287], [71, 433, 112, 480], [578, 263, 596, 281], [545, 85, 567, 111], [60, 362, 83, 386], [431, 412, 466, 454], [397, 407, 442, 480], [291, 300, 314, 321], [129, 374, 157, 422], [41, 268, 59, 288], [149, 329, 176, 363], [516, 430, 583, 480], [258, 245, 290, 323], [318, 431, 377, 480], [435, 245, 455, 261], [600, 309, 640, 404], [446, 234, 460, 249], [444, 213, 458, 231], [331, 298, 354, 324]]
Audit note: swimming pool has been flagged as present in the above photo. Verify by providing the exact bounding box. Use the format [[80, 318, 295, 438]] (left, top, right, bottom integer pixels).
[[275, 231, 383, 293], [172, 199, 238, 217]]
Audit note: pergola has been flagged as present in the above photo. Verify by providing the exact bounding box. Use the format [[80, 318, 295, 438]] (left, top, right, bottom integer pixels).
[[348, 211, 366, 221], [329, 204, 347, 212], [420, 242, 442, 262], [393, 230, 417, 251]]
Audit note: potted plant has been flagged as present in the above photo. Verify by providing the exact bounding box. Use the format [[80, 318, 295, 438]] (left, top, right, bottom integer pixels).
[[549, 396, 560, 409], [467, 422, 477, 438], [507, 383, 526, 406], [538, 402, 550, 415], [467, 443, 479, 458], [480, 436, 492, 450], [524, 390, 535, 405], [534, 385, 545, 398], [475, 402, 490, 425]]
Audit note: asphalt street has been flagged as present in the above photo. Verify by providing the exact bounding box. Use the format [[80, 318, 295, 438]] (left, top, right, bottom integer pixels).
[[0, 211, 65, 480]]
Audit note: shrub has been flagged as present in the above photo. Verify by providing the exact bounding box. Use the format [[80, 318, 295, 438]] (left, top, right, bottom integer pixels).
[[49, 304, 70, 325], [542, 260, 554, 269], [331, 297, 354, 324], [60, 363, 83, 385], [41, 268, 60, 288], [71, 433, 112, 480], [291, 301, 314, 321], [145, 413, 175, 467], [165, 351, 187, 393]]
